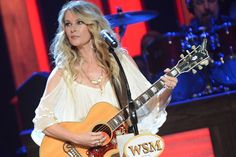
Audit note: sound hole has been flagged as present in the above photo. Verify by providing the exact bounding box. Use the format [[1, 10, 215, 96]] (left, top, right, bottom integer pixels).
[[92, 124, 112, 146], [92, 124, 112, 138]]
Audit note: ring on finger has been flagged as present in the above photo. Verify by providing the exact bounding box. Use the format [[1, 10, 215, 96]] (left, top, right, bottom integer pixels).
[[97, 140, 101, 146]]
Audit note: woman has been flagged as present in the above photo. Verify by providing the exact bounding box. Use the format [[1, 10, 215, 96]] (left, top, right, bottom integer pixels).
[[31, 0, 177, 154]]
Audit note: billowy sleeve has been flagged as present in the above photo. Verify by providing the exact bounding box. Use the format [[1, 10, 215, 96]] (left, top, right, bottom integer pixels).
[[136, 93, 170, 134], [118, 52, 171, 134], [31, 69, 64, 145]]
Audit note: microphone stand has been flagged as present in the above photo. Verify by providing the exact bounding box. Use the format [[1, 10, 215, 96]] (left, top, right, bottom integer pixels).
[[116, 7, 127, 41], [108, 46, 139, 135]]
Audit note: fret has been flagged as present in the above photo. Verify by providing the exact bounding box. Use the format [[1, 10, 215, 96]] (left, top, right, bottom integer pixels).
[[108, 111, 126, 131], [118, 114, 125, 122], [170, 67, 180, 77], [154, 80, 164, 90], [147, 88, 155, 97], [116, 115, 123, 125], [113, 119, 119, 126], [124, 107, 130, 116], [142, 93, 150, 102], [134, 99, 142, 108], [107, 121, 115, 130], [112, 118, 118, 129], [150, 86, 158, 94], [138, 96, 146, 105]]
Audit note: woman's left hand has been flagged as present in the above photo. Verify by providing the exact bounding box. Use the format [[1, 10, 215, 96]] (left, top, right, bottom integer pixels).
[[161, 68, 178, 90]]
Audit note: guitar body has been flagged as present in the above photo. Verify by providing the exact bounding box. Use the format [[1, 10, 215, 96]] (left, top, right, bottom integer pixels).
[[40, 102, 125, 157]]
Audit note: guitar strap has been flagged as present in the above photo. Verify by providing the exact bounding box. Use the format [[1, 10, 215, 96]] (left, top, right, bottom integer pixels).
[[111, 71, 129, 113], [110, 51, 131, 120], [109, 48, 137, 133]]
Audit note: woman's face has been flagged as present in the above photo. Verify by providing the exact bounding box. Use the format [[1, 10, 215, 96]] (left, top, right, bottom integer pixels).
[[64, 10, 92, 49]]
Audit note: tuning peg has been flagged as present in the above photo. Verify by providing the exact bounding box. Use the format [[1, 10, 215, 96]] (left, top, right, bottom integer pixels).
[[200, 60, 209, 66], [191, 45, 196, 49], [220, 57, 224, 64], [198, 65, 203, 70], [192, 69, 197, 74], [180, 54, 185, 59], [186, 50, 190, 54]]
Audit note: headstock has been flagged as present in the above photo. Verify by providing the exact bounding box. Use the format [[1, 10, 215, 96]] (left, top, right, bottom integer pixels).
[[176, 39, 209, 75]]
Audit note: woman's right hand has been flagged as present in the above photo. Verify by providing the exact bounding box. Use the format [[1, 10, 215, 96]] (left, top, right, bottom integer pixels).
[[44, 124, 107, 148], [71, 131, 106, 147]]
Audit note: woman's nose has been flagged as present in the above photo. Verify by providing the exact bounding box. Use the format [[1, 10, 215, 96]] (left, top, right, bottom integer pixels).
[[70, 24, 77, 32]]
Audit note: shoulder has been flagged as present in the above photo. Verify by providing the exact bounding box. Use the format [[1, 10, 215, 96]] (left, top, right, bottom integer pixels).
[[118, 49, 138, 68], [44, 67, 64, 96]]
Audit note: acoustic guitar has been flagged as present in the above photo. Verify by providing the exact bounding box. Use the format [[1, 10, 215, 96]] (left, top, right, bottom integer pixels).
[[40, 39, 209, 157]]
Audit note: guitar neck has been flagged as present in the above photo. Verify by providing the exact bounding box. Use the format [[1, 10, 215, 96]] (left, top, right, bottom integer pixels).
[[107, 66, 180, 131], [133, 66, 180, 109]]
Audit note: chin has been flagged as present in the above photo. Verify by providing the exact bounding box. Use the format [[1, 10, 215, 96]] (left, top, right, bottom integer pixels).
[[70, 42, 81, 47]]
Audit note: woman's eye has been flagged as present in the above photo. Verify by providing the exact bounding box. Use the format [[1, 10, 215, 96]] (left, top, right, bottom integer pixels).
[[77, 21, 84, 25], [64, 22, 71, 27]]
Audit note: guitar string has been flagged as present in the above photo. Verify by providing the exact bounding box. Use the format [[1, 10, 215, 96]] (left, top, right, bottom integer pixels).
[[92, 120, 113, 132], [92, 110, 125, 133], [95, 124, 108, 132]]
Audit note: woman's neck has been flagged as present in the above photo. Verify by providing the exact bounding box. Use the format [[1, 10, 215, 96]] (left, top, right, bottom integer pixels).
[[78, 46, 97, 64]]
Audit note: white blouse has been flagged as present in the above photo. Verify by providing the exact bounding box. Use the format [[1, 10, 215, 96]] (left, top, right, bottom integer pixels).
[[31, 52, 169, 146]]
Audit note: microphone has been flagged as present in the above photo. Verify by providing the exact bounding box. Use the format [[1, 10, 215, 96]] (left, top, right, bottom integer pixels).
[[100, 30, 118, 48]]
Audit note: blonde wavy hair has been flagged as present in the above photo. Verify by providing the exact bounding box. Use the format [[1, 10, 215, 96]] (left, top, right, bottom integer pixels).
[[51, 0, 125, 84]]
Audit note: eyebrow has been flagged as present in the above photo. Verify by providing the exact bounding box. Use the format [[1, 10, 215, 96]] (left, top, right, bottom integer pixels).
[[64, 18, 82, 23]]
